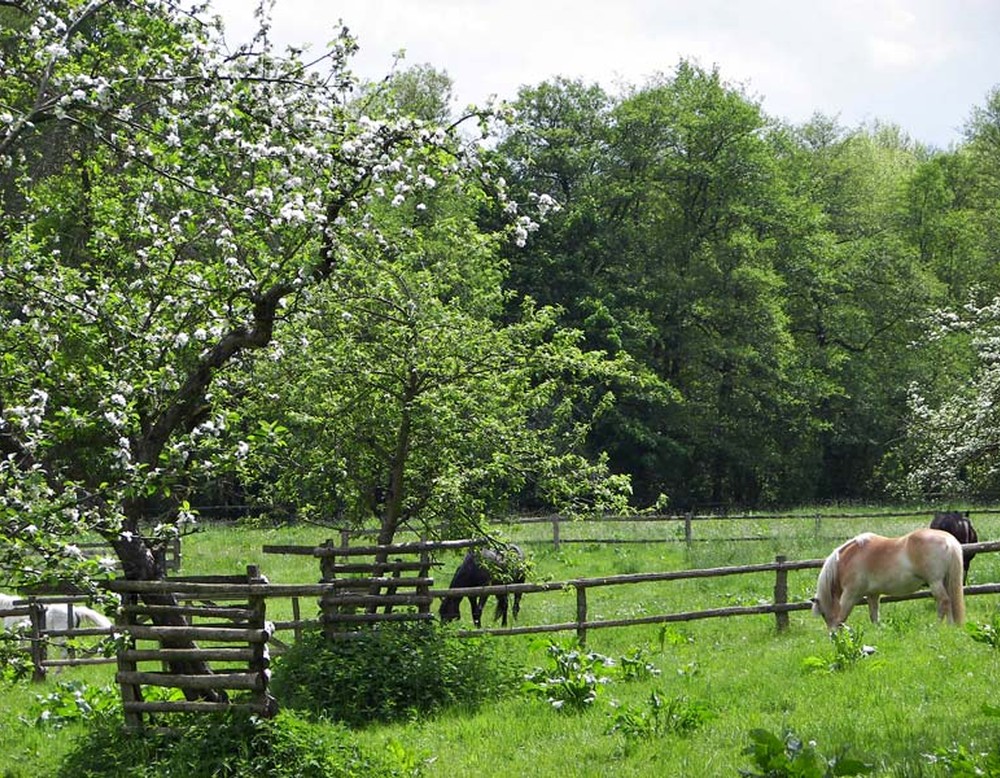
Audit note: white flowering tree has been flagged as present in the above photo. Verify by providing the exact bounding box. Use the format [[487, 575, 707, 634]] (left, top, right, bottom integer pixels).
[[892, 90, 1000, 499], [898, 301, 1000, 497], [0, 0, 546, 607]]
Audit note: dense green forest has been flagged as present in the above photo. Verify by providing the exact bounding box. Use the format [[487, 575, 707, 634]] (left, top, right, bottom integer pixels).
[[3, 1, 1000, 588], [495, 68, 1000, 510]]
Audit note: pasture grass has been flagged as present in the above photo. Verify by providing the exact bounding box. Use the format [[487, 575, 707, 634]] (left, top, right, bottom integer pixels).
[[3, 512, 1000, 776]]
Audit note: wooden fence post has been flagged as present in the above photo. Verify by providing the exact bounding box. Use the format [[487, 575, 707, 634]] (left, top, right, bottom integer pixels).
[[773, 555, 789, 632], [417, 539, 431, 616], [291, 597, 302, 643], [116, 592, 143, 730], [552, 516, 561, 550], [64, 601, 77, 663], [575, 585, 587, 645], [246, 565, 276, 717], [684, 511, 693, 547], [28, 599, 46, 682], [319, 538, 338, 639]]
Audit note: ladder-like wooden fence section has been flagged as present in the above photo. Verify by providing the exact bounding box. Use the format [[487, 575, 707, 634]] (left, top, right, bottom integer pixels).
[[262, 536, 482, 638], [105, 565, 276, 730]]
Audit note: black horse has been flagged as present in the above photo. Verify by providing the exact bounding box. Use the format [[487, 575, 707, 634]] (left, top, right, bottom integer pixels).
[[439, 545, 525, 627], [931, 510, 978, 583]]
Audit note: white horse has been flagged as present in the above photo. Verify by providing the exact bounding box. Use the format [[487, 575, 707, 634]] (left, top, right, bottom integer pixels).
[[0, 593, 113, 632], [812, 528, 965, 629]]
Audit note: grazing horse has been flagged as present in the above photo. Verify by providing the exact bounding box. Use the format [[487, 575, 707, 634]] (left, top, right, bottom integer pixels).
[[439, 545, 525, 628], [930, 510, 978, 583], [812, 529, 965, 629], [0, 593, 113, 632]]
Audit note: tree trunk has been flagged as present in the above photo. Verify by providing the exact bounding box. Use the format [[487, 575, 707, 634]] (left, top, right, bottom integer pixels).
[[112, 503, 226, 703]]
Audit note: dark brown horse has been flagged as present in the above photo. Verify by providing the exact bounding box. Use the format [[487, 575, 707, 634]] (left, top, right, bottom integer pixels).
[[930, 511, 978, 583], [439, 545, 525, 627]]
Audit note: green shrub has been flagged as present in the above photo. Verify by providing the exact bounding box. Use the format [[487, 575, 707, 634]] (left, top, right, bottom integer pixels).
[[967, 615, 1000, 649], [56, 709, 424, 778], [929, 743, 1000, 777], [26, 680, 119, 729], [0, 630, 32, 682], [801, 625, 876, 674], [270, 621, 518, 726], [615, 646, 661, 682]]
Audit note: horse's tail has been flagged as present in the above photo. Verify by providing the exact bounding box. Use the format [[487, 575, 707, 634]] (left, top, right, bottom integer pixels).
[[945, 541, 966, 625], [75, 606, 113, 630]]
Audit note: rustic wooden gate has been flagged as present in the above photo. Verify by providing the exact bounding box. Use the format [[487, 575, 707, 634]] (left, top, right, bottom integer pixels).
[[106, 565, 276, 730], [262, 536, 483, 637]]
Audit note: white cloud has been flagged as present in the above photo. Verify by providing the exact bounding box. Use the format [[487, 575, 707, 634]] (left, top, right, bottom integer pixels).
[[869, 37, 920, 70]]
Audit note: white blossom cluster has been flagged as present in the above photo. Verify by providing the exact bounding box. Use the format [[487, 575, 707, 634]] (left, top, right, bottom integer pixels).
[[902, 298, 1000, 495]]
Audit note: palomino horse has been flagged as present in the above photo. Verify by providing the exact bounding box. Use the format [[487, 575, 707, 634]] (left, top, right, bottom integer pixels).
[[930, 510, 978, 583], [439, 545, 526, 628], [812, 529, 965, 629]]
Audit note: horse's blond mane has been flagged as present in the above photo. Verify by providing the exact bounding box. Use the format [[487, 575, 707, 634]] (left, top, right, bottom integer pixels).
[[813, 546, 841, 617]]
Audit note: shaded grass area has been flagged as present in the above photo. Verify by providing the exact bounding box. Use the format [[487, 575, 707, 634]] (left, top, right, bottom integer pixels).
[[4, 515, 1000, 776]]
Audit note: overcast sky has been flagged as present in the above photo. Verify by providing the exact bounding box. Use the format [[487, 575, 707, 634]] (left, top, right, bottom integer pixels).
[[213, 1, 1000, 150]]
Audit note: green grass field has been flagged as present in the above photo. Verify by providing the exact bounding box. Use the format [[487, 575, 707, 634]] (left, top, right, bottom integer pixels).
[[3, 513, 1000, 776]]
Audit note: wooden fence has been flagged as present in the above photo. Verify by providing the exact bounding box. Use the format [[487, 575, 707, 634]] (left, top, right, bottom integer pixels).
[[430, 539, 1000, 644], [0, 594, 116, 680], [105, 565, 276, 730], [0, 598, 45, 681], [7, 540, 1000, 708]]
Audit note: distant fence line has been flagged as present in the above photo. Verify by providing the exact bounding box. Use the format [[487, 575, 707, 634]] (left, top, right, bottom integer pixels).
[[96, 538, 1000, 648], [500, 507, 1000, 548], [185, 503, 1000, 548], [438, 540, 1000, 643]]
